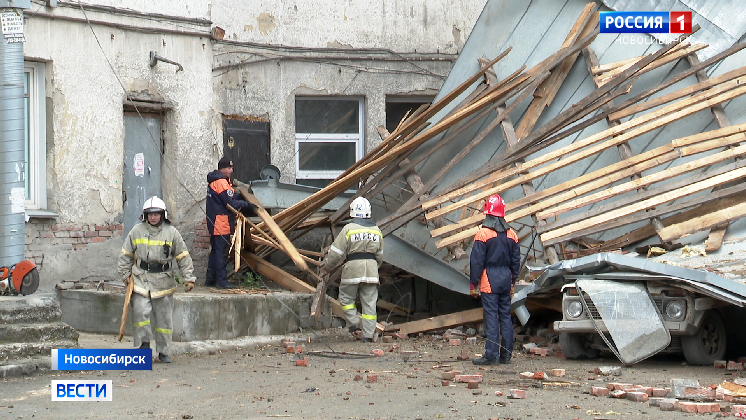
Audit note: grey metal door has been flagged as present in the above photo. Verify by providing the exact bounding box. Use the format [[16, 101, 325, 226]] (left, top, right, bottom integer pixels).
[[123, 113, 162, 234]]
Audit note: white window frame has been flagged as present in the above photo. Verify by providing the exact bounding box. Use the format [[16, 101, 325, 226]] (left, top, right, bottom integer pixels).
[[295, 97, 364, 184], [24, 62, 47, 211]]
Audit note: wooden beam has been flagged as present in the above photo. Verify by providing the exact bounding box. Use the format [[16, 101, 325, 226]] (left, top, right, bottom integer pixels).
[[658, 201, 746, 243], [391, 307, 483, 335]]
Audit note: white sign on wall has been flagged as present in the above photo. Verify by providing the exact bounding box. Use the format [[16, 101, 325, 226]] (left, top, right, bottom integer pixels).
[[1, 10, 25, 43], [133, 153, 145, 177]]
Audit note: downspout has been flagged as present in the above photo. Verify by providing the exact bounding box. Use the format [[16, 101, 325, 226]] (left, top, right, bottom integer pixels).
[[0, 1, 30, 267]]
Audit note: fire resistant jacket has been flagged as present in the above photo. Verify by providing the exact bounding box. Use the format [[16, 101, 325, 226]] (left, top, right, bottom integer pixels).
[[118, 221, 197, 298], [324, 219, 384, 285], [206, 170, 251, 236], [469, 225, 520, 294]]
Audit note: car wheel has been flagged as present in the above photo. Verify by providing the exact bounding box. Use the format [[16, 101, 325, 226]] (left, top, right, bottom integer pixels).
[[682, 311, 727, 366], [559, 333, 600, 360]]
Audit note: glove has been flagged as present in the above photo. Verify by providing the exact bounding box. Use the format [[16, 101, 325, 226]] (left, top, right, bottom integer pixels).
[[470, 283, 480, 298], [184, 282, 194, 292]]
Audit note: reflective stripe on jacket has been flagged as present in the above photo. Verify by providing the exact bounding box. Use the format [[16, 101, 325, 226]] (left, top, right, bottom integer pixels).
[[206, 170, 250, 236], [324, 221, 384, 285], [469, 226, 520, 294], [118, 222, 196, 298]]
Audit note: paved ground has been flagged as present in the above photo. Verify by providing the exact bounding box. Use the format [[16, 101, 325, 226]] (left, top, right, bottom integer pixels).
[[1, 328, 740, 420]]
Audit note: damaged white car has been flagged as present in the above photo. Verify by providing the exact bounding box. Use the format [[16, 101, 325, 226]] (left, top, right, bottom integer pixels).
[[512, 253, 746, 365]]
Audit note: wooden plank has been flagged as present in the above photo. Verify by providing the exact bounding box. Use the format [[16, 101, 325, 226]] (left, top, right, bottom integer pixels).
[[658, 201, 746, 243], [592, 55, 642, 74], [536, 134, 746, 221], [423, 82, 746, 220], [239, 188, 309, 272], [540, 165, 746, 245], [595, 43, 707, 86], [393, 307, 484, 335], [376, 300, 410, 317]]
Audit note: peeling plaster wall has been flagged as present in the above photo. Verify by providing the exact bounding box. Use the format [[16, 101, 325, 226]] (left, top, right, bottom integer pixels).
[[211, 1, 485, 53]]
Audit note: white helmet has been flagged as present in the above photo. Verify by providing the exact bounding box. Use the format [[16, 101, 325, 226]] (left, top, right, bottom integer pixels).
[[142, 196, 168, 220], [350, 197, 371, 219]]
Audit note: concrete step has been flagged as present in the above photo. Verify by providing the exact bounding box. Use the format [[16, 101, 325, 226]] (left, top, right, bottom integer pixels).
[[0, 322, 79, 344], [0, 293, 61, 324], [0, 357, 52, 378], [0, 339, 79, 362]]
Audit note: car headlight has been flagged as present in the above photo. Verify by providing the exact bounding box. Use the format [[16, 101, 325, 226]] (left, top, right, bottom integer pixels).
[[665, 300, 685, 321], [566, 300, 584, 318]]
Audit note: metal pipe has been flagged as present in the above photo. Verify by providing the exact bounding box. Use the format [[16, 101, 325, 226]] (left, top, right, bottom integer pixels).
[[0, 7, 27, 266]]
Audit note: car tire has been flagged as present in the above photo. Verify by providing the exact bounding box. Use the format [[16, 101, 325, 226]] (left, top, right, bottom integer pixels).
[[559, 333, 600, 360], [682, 310, 727, 366]]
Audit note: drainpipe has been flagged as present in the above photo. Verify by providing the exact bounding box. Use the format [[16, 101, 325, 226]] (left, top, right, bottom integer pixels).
[[0, 0, 30, 267]]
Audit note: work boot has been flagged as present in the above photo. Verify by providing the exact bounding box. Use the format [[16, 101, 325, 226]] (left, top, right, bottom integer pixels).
[[139, 342, 150, 349], [500, 356, 511, 365], [361, 337, 373, 343], [348, 325, 361, 335], [472, 357, 500, 366], [158, 353, 172, 363]]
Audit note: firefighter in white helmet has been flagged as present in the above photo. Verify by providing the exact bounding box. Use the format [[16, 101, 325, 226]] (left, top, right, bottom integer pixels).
[[322, 197, 384, 342], [117, 196, 196, 363]]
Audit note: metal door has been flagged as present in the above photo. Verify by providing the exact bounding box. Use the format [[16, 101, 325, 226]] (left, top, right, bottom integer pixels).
[[123, 113, 162, 234], [222, 119, 270, 183]]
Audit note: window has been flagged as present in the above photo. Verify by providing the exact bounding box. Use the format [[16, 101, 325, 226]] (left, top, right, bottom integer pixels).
[[24, 62, 47, 211], [295, 97, 364, 188], [385, 96, 433, 134]]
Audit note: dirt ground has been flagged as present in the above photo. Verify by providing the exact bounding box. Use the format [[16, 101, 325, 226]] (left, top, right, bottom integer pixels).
[[1, 328, 739, 420]]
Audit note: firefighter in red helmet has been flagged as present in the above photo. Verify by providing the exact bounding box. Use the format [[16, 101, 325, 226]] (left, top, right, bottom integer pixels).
[[470, 193, 521, 365]]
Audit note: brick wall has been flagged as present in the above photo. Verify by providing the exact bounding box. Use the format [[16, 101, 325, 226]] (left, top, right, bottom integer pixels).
[[192, 218, 211, 282], [25, 219, 124, 265]]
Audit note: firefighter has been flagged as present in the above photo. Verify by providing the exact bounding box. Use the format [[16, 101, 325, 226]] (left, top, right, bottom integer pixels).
[[322, 197, 383, 343], [117, 196, 196, 363], [470, 193, 520, 366]]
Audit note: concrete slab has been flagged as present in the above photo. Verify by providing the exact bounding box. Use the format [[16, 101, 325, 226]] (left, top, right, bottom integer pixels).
[[57, 288, 333, 341]]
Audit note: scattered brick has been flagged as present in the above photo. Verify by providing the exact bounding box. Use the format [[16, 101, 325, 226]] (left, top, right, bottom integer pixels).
[[715, 360, 728, 368], [594, 366, 622, 376], [652, 388, 670, 398], [296, 347, 303, 354], [393, 333, 407, 340], [679, 401, 698, 413], [606, 382, 632, 391], [728, 361, 744, 371], [701, 403, 720, 413], [529, 347, 549, 356], [441, 380, 449, 386], [455, 374, 483, 383], [626, 391, 649, 402], [442, 372, 455, 380], [467, 381, 479, 389], [508, 389, 526, 399], [659, 398, 679, 411], [382, 336, 393, 343], [286, 346, 295, 353], [733, 405, 746, 415], [466, 337, 477, 345], [371, 349, 384, 357], [549, 369, 565, 377], [285, 341, 296, 348], [685, 387, 716, 399], [533, 372, 548, 380], [610, 390, 627, 399], [649, 397, 663, 407], [590, 386, 609, 397], [366, 375, 378, 383], [520, 371, 534, 379], [354, 374, 363, 381], [495, 391, 503, 397], [400, 350, 419, 358], [295, 359, 308, 367], [457, 350, 470, 360], [449, 339, 462, 346]]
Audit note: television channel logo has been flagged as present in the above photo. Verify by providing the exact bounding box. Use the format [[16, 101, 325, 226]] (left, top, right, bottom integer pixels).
[[601, 11, 692, 34], [51, 380, 113, 402]]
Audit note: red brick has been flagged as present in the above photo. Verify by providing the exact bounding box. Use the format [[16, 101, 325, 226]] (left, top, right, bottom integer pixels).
[[727, 361, 744, 371], [652, 388, 670, 397], [90, 237, 106, 243], [441, 380, 449, 386], [295, 359, 307, 367], [610, 390, 626, 399], [442, 372, 455, 380], [626, 391, 649, 402], [733, 405, 746, 414], [508, 389, 526, 399], [40, 232, 54, 238], [549, 369, 565, 377], [467, 381, 479, 389], [494, 391, 503, 396], [296, 347, 303, 354], [606, 382, 633, 391], [51, 225, 59, 231], [449, 339, 462, 346], [648, 397, 663, 407], [84, 231, 98, 238], [659, 399, 679, 411], [98, 230, 112, 237], [366, 375, 377, 383], [455, 374, 483, 383], [590, 386, 609, 397], [533, 372, 548, 380], [715, 360, 728, 368], [382, 336, 393, 343], [371, 349, 384, 357], [520, 372, 534, 379], [456, 350, 470, 360], [353, 374, 363, 381], [529, 347, 549, 356], [706, 403, 721, 413], [286, 346, 295, 353], [678, 402, 698, 413], [393, 333, 407, 340], [69, 231, 83, 238]]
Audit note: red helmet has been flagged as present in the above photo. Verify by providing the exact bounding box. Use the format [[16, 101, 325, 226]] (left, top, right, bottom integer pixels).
[[483, 194, 505, 217]]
